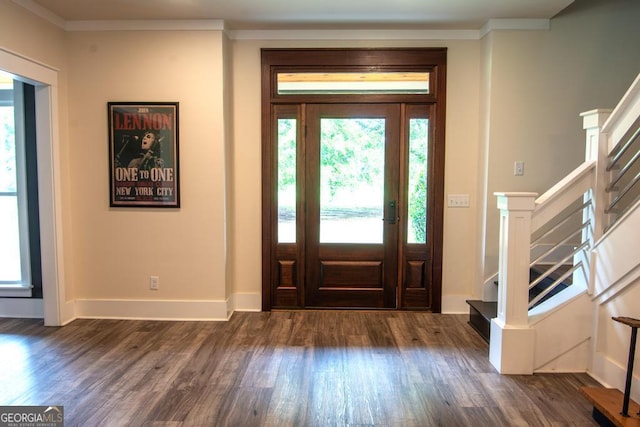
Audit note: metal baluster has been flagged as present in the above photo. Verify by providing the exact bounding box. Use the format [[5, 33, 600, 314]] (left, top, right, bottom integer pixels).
[[612, 316, 640, 417]]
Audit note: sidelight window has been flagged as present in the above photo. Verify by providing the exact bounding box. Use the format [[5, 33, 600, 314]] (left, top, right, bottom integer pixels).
[[407, 118, 429, 244], [277, 118, 297, 243]]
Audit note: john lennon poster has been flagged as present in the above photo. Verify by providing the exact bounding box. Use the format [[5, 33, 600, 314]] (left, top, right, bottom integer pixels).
[[108, 102, 180, 207]]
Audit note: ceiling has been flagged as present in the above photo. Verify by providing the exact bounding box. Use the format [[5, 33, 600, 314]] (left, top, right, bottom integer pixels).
[[22, 0, 575, 30]]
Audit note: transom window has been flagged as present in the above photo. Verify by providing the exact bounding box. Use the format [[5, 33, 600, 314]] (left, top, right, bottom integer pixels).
[[277, 72, 430, 95]]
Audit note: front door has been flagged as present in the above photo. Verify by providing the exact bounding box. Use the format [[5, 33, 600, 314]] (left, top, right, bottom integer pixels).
[[261, 48, 446, 312], [305, 104, 400, 308]]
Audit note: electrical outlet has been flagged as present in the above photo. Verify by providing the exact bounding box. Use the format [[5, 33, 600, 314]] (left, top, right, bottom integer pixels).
[[149, 276, 159, 290]]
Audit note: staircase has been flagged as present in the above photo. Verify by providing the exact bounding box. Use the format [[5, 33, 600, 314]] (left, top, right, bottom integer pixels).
[[467, 72, 640, 394], [468, 266, 572, 342]]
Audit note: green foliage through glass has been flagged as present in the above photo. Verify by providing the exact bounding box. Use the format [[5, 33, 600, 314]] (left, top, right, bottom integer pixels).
[[277, 118, 297, 243], [408, 119, 429, 244], [319, 118, 385, 244]]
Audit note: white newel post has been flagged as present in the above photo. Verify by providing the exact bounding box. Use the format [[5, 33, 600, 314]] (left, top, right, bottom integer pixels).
[[490, 192, 537, 374], [581, 109, 612, 293]]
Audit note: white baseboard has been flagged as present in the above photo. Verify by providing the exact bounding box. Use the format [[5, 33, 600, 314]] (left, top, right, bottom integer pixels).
[[74, 298, 230, 321], [66, 292, 263, 322], [0, 298, 44, 318], [227, 292, 262, 314], [59, 300, 77, 326]]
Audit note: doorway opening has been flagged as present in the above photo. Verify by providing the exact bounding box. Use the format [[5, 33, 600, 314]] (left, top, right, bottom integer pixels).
[[261, 48, 447, 311]]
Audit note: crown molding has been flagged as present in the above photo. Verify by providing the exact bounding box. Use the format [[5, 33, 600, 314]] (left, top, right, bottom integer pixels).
[[227, 29, 481, 41], [228, 20, 549, 41], [480, 19, 550, 38], [64, 19, 225, 31], [12, 1, 225, 31], [11, 0, 551, 39]]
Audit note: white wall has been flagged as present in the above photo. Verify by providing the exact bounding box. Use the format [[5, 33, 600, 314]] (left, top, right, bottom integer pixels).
[[590, 197, 640, 402], [593, 278, 640, 402]]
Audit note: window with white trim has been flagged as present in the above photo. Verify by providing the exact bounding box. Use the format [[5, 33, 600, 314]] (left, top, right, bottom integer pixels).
[[0, 71, 38, 298]]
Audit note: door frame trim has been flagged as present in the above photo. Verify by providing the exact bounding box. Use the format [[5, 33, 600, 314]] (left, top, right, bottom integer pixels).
[[261, 48, 446, 312]]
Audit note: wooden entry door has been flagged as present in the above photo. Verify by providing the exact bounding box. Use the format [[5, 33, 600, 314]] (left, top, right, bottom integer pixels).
[[261, 48, 447, 312], [305, 104, 400, 308]]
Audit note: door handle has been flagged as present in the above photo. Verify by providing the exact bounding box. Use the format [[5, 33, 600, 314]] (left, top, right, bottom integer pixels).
[[385, 201, 397, 224]]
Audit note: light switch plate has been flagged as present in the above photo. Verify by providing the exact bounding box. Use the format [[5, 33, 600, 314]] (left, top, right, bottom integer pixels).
[[447, 194, 470, 208]]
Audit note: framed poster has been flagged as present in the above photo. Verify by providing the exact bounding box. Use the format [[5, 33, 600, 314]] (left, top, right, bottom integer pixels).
[[108, 102, 180, 207]]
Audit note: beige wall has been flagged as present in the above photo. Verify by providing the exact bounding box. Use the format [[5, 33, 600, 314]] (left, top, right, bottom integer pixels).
[[222, 33, 235, 303], [230, 38, 482, 311], [66, 30, 228, 301], [229, 39, 262, 298], [0, 2, 66, 65]]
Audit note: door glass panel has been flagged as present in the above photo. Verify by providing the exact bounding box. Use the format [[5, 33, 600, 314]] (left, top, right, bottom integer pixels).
[[407, 118, 429, 244], [277, 118, 296, 243], [319, 118, 385, 244]]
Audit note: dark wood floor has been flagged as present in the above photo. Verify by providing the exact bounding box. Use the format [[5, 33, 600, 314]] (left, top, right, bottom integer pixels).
[[0, 311, 600, 426]]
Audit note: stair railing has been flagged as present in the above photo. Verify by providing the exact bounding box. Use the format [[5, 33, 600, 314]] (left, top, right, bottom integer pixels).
[[603, 113, 640, 232], [490, 72, 640, 374], [528, 174, 595, 309]]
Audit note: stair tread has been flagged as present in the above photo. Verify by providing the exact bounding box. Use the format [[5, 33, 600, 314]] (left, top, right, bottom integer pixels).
[[580, 386, 640, 426], [466, 300, 497, 320]]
